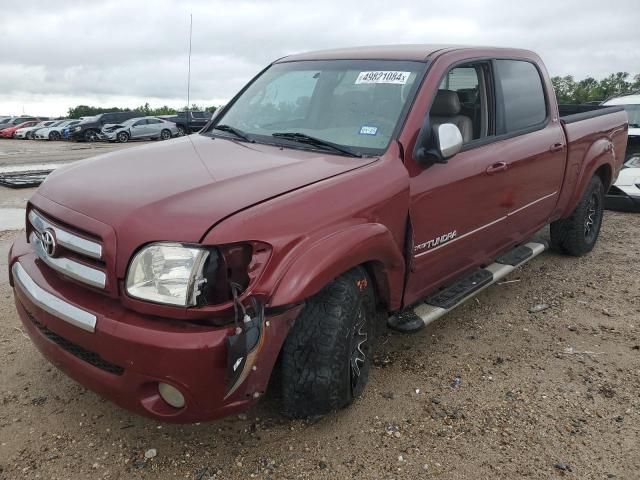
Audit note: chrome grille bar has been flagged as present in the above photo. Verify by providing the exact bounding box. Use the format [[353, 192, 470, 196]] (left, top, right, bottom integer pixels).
[[29, 209, 102, 260], [30, 232, 106, 289]]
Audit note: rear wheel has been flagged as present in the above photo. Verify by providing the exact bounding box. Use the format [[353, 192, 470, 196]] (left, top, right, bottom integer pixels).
[[117, 131, 129, 143], [160, 129, 171, 140], [281, 266, 375, 418], [550, 175, 605, 256]]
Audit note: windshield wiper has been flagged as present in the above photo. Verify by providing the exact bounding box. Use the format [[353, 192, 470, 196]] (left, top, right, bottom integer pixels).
[[212, 124, 254, 142], [272, 132, 362, 157]]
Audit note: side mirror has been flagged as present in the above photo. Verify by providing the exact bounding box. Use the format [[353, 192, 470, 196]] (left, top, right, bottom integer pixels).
[[413, 122, 463, 167]]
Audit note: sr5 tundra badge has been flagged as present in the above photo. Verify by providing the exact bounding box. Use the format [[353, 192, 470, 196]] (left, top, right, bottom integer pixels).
[[414, 230, 457, 254]]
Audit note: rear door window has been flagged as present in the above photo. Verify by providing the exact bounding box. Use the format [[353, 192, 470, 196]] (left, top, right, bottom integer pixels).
[[495, 60, 547, 133]]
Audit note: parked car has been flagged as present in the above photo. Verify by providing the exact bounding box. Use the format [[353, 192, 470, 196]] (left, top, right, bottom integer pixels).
[[99, 117, 179, 143], [605, 155, 640, 211], [602, 94, 640, 159], [14, 120, 58, 139], [8, 45, 627, 423], [69, 112, 141, 142], [160, 111, 212, 135], [0, 120, 39, 138], [0, 116, 39, 131], [34, 120, 79, 141]]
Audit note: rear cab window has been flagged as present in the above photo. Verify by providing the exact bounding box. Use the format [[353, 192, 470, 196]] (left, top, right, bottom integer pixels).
[[494, 60, 547, 133]]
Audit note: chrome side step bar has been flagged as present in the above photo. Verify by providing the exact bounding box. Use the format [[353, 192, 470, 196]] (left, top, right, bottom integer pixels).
[[388, 241, 547, 333]]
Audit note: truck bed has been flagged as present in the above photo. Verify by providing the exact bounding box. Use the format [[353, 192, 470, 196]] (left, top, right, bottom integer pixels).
[[559, 105, 625, 124], [553, 106, 629, 219]]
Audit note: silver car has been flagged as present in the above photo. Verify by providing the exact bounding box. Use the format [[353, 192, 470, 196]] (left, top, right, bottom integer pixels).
[[99, 117, 178, 143]]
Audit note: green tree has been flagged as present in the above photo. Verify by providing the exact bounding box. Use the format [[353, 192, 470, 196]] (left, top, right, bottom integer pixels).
[[552, 72, 639, 104]]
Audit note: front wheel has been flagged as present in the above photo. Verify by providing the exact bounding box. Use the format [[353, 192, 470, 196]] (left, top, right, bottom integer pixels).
[[550, 175, 605, 256], [116, 131, 129, 143], [84, 129, 98, 142], [49, 131, 61, 141], [280, 266, 375, 418], [176, 125, 186, 136]]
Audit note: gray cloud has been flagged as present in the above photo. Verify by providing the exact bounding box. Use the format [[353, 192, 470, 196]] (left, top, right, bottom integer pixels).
[[2, 0, 638, 116]]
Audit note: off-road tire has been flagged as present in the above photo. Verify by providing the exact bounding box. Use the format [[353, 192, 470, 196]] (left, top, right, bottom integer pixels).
[[281, 266, 375, 418], [550, 175, 605, 256]]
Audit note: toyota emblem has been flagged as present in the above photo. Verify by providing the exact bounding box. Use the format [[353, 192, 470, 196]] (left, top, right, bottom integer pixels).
[[41, 229, 58, 257]]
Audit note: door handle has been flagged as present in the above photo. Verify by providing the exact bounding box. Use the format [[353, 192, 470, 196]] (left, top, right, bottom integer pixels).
[[486, 162, 508, 174], [549, 142, 564, 153]]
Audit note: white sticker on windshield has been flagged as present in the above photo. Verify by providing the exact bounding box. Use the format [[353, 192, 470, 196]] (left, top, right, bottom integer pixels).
[[355, 71, 410, 85], [359, 126, 378, 135]]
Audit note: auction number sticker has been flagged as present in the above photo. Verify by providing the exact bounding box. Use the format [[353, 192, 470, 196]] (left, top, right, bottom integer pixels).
[[355, 71, 410, 85]]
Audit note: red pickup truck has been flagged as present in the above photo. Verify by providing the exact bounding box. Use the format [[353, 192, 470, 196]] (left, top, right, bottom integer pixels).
[[8, 45, 628, 423]]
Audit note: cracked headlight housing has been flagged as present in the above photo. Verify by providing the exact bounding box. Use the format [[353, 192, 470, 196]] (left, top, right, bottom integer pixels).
[[126, 243, 214, 306]]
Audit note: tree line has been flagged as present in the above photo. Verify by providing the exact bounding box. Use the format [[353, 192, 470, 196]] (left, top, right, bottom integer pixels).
[[551, 72, 640, 105], [67, 103, 218, 119]]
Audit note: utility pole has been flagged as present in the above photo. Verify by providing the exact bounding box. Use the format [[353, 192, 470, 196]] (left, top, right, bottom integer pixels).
[[186, 13, 193, 134]]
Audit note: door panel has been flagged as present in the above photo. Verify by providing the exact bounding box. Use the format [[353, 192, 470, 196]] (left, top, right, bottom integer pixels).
[[404, 143, 512, 305], [492, 59, 566, 241], [130, 121, 148, 139], [501, 124, 565, 242]]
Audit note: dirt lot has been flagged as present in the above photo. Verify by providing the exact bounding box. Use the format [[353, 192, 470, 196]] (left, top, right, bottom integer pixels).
[[0, 138, 134, 168], [0, 140, 639, 479]]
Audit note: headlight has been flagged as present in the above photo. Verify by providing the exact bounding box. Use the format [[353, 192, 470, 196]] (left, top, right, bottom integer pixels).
[[126, 243, 214, 306]]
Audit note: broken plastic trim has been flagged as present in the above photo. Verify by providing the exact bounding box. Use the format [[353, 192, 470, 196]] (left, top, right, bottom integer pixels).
[[224, 289, 266, 399]]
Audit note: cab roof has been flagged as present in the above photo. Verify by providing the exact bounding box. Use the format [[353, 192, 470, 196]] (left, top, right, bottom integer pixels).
[[276, 44, 530, 63]]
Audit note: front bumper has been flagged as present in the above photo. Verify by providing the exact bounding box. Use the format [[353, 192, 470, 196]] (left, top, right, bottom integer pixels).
[[9, 237, 300, 423], [98, 133, 117, 141]]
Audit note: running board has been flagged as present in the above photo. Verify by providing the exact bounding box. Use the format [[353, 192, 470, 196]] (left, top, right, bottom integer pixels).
[[388, 241, 547, 333]]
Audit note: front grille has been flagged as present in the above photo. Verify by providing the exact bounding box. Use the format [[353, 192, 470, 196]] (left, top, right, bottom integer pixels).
[[28, 209, 107, 290], [24, 307, 124, 376]]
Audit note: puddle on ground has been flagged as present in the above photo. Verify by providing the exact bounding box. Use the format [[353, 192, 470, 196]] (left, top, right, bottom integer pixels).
[[0, 208, 26, 231]]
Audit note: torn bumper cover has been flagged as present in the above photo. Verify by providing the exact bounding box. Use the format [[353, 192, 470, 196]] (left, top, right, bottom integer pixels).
[[8, 237, 300, 423]]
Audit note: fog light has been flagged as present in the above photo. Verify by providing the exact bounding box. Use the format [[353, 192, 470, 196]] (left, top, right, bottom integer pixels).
[[158, 383, 185, 408]]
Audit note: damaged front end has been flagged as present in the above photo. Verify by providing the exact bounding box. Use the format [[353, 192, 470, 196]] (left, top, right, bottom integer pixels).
[[225, 291, 267, 398]]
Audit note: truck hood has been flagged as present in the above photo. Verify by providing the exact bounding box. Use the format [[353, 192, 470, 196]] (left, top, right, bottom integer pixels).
[[36, 134, 376, 244]]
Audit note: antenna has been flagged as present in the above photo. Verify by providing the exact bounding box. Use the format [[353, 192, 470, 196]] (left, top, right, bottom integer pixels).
[[186, 13, 193, 133]]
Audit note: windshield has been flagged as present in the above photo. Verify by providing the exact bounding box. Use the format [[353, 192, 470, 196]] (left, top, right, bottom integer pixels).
[[621, 105, 640, 128], [209, 59, 426, 156]]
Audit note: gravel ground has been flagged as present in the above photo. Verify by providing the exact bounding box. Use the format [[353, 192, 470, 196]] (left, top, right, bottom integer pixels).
[[0, 138, 135, 168], [0, 210, 638, 480]]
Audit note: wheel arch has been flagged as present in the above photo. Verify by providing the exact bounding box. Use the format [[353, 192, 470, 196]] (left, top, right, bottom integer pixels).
[[269, 223, 405, 311], [559, 138, 615, 218]]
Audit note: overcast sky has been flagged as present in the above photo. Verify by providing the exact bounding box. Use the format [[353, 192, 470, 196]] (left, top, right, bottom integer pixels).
[[2, 0, 639, 117]]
